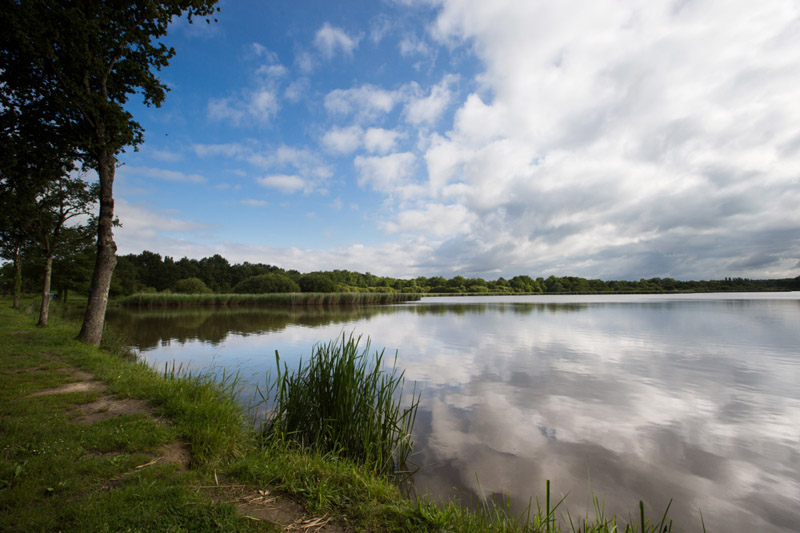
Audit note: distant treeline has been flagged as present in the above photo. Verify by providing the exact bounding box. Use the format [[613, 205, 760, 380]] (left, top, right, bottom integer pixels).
[[4, 249, 798, 299], [106, 251, 800, 296]]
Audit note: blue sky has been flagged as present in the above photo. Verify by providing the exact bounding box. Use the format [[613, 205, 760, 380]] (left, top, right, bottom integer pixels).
[[112, 0, 800, 280]]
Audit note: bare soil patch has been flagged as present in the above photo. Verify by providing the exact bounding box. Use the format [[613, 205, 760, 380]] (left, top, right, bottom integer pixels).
[[204, 483, 344, 532], [28, 380, 106, 396]]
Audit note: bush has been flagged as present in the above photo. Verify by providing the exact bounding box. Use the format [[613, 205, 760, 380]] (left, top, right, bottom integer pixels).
[[173, 277, 212, 294], [233, 273, 300, 294], [298, 273, 336, 293]]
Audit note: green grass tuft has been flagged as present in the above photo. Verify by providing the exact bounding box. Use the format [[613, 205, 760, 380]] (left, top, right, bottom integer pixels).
[[258, 332, 419, 480]]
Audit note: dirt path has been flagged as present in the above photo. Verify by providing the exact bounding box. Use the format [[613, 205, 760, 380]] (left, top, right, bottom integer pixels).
[[28, 366, 344, 532]]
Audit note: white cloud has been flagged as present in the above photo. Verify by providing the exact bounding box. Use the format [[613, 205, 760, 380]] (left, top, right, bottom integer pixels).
[[207, 88, 280, 125], [256, 174, 307, 194], [364, 128, 402, 154], [192, 142, 248, 159], [354, 152, 417, 193], [149, 148, 184, 163], [255, 63, 288, 79], [399, 34, 431, 57], [114, 199, 212, 255], [194, 142, 332, 194], [402, 0, 800, 279], [295, 51, 315, 73], [251, 42, 279, 62], [324, 84, 401, 121], [404, 74, 458, 126], [121, 166, 206, 184], [382, 203, 477, 237], [321, 125, 364, 154], [370, 15, 392, 43], [284, 78, 310, 103], [314, 22, 361, 59]]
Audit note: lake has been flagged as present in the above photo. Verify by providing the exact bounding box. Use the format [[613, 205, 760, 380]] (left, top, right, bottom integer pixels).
[[106, 293, 800, 532]]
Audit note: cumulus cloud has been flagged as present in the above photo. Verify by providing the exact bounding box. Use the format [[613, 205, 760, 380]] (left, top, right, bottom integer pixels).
[[154, 0, 800, 280], [404, 74, 458, 126], [324, 84, 402, 121], [314, 22, 361, 59], [399, 0, 800, 279], [321, 125, 364, 154], [208, 88, 280, 125], [354, 152, 418, 194], [364, 128, 403, 154], [382, 203, 477, 237]]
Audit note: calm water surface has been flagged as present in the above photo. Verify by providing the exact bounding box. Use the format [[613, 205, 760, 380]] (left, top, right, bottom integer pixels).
[[107, 293, 800, 532]]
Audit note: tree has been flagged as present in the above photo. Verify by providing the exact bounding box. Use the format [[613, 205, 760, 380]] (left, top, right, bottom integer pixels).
[[30, 175, 96, 326], [298, 273, 337, 293], [233, 274, 301, 294], [0, 177, 37, 309], [0, 93, 73, 309], [1, 0, 219, 345]]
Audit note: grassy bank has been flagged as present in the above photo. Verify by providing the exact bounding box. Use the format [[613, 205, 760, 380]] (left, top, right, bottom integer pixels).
[[119, 292, 422, 308], [1, 299, 682, 532]]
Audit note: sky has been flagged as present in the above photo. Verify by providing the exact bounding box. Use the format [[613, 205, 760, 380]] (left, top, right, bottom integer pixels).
[[113, 0, 800, 281]]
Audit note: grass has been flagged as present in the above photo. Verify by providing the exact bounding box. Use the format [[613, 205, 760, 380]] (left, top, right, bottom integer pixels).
[[0, 299, 265, 532], [119, 291, 422, 308], [1, 298, 690, 532], [257, 333, 419, 480]]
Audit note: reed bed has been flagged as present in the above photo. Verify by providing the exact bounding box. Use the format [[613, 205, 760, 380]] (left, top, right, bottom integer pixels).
[[119, 291, 422, 308], [257, 333, 419, 479]]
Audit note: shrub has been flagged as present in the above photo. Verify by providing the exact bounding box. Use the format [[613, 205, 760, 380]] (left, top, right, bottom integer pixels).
[[173, 277, 212, 294], [298, 273, 336, 292], [233, 273, 300, 294]]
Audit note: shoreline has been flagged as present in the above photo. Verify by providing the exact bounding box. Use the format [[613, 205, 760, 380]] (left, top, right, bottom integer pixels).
[[1, 299, 684, 532]]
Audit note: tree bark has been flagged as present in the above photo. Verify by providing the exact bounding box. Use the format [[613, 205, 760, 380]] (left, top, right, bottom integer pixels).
[[37, 254, 53, 327], [77, 150, 116, 345]]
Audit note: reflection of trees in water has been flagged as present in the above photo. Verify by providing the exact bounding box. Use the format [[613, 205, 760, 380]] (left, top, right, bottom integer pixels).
[[106, 306, 394, 350], [411, 302, 588, 316], [107, 300, 594, 351]]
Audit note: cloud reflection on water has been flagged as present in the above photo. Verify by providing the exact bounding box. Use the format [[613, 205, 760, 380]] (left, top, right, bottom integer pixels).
[[109, 294, 800, 532]]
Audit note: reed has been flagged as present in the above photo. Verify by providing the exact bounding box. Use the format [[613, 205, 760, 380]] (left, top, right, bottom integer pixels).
[[118, 292, 422, 308], [258, 333, 419, 480]]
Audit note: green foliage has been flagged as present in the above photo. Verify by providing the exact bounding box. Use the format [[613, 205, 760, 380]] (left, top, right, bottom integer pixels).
[[298, 272, 337, 292], [233, 273, 300, 294], [108, 250, 798, 300], [119, 292, 422, 308], [173, 277, 212, 294], [260, 334, 419, 479]]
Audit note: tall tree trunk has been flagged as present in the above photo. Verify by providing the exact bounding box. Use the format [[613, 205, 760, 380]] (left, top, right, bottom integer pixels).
[[77, 151, 116, 345], [38, 254, 53, 326], [12, 246, 22, 309]]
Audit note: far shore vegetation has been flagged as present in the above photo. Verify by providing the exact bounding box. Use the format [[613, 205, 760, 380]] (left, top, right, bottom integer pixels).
[[2, 299, 692, 532], [2, 249, 799, 311]]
